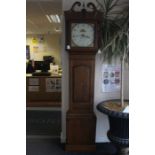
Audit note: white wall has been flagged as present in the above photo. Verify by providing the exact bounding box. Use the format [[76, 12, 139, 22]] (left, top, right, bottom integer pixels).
[[94, 54, 129, 142], [61, 12, 69, 142], [61, 0, 129, 143]]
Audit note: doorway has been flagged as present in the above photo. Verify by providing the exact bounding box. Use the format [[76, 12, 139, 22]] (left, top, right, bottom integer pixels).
[[26, 0, 62, 138]]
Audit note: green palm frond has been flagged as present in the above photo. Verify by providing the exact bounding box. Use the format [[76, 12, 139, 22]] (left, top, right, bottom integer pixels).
[[96, 0, 129, 62]]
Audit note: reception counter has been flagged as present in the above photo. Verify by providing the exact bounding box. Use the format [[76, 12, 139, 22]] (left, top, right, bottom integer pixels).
[[26, 74, 61, 107]]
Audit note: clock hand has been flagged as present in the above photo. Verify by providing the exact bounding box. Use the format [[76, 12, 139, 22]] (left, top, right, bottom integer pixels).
[[81, 34, 90, 38], [85, 35, 90, 39]]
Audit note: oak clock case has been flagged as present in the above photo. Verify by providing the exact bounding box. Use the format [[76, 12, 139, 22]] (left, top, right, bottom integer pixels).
[[65, 2, 102, 152]]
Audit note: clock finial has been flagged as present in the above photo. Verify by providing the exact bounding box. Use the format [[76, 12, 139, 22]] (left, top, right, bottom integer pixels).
[[82, 2, 85, 10], [70, 1, 97, 13], [81, 2, 86, 14], [87, 2, 97, 12], [83, 2, 85, 8], [71, 2, 81, 12]]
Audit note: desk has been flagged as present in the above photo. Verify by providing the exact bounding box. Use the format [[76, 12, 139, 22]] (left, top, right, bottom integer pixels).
[[26, 74, 61, 107]]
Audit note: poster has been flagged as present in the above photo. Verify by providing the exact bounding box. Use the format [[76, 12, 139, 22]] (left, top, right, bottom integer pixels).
[[28, 78, 39, 86], [31, 37, 46, 53], [28, 86, 39, 92], [46, 78, 61, 92], [32, 37, 38, 45], [102, 64, 121, 92], [50, 65, 59, 75]]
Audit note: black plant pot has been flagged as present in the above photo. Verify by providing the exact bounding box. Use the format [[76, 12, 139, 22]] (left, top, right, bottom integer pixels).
[[97, 99, 129, 154]]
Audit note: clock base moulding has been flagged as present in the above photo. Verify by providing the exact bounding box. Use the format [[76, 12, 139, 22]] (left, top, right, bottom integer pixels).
[[65, 112, 96, 152]]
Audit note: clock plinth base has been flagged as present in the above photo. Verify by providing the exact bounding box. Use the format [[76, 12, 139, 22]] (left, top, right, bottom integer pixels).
[[65, 144, 96, 152], [66, 112, 96, 152]]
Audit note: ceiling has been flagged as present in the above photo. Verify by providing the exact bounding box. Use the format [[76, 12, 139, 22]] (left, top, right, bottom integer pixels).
[[26, 0, 62, 35]]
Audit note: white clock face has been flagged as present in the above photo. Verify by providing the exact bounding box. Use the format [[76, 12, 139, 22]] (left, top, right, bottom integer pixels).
[[71, 23, 94, 47]]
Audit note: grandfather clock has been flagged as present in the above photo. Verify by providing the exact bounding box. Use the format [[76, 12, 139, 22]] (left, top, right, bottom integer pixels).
[[65, 2, 102, 152]]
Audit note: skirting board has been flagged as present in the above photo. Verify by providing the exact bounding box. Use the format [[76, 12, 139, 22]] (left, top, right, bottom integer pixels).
[[96, 136, 110, 143], [60, 132, 109, 143]]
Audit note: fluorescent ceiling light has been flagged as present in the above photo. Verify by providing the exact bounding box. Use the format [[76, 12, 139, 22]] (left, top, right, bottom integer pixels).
[[56, 15, 60, 23], [50, 15, 57, 23], [46, 14, 61, 23], [45, 15, 52, 23], [50, 15, 55, 22]]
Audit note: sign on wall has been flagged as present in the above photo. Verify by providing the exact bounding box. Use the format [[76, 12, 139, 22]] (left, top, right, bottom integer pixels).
[[28, 78, 39, 86], [28, 78, 40, 92], [102, 64, 121, 92], [32, 37, 38, 45], [46, 78, 61, 92], [28, 86, 39, 92]]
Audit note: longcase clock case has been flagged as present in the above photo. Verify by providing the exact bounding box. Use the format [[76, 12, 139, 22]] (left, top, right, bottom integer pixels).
[[64, 2, 102, 152]]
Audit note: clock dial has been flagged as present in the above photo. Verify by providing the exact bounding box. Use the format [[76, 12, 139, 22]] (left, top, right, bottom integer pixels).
[[71, 23, 94, 47]]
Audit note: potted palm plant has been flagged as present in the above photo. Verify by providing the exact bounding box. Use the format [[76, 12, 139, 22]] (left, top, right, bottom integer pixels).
[[96, 0, 129, 154]]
